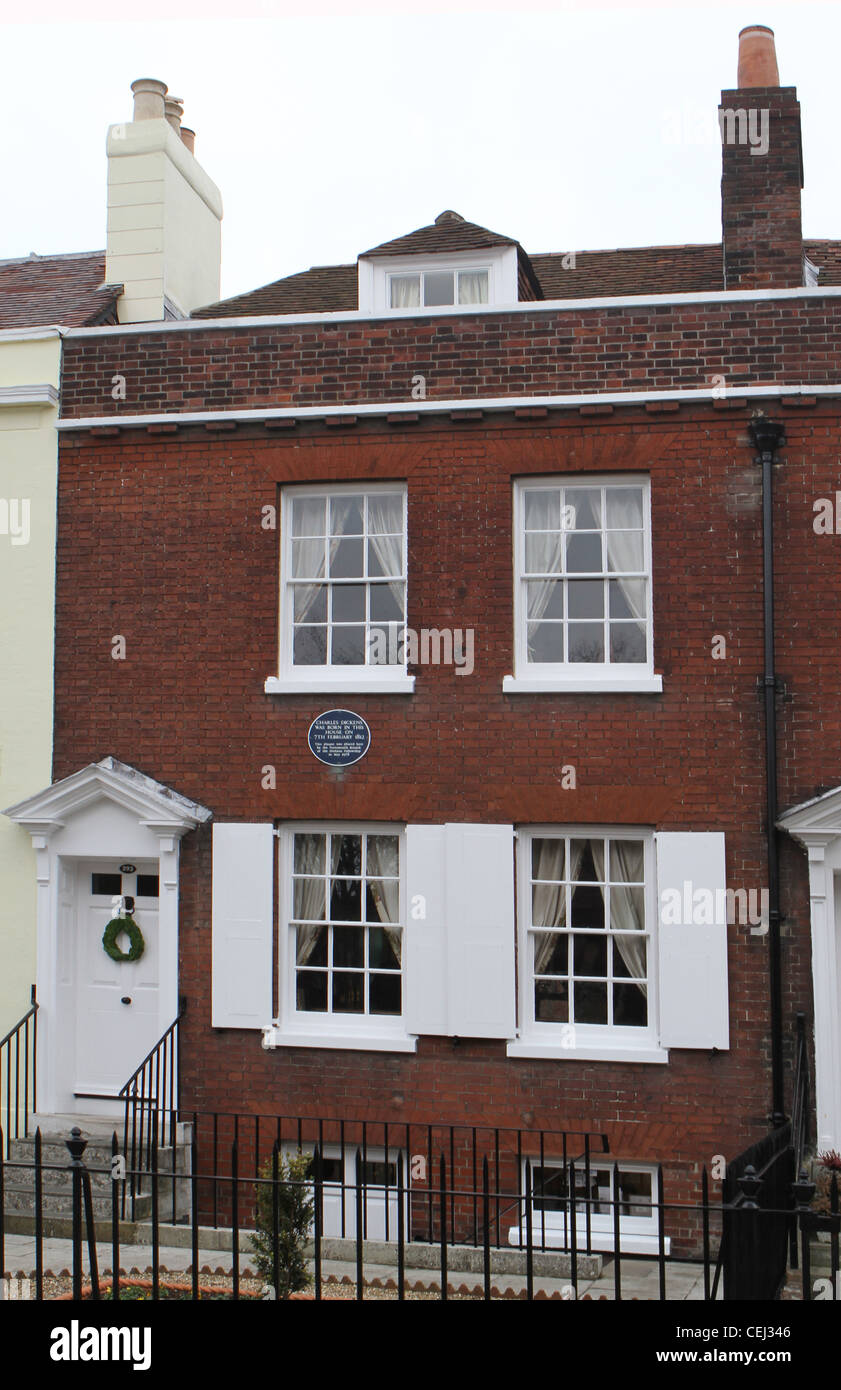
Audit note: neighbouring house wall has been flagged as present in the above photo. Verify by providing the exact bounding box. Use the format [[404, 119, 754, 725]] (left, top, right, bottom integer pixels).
[[0, 334, 59, 1034]]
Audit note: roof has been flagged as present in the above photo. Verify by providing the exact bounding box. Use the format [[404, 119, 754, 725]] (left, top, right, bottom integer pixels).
[[192, 225, 841, 321], [0, 250, 122, 330]]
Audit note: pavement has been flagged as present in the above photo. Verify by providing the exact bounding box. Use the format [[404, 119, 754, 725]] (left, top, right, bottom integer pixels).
[[1, 1232, 713, 1299]]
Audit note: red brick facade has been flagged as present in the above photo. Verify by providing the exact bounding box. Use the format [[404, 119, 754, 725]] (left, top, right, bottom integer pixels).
[[53, 398, 836, 1226]]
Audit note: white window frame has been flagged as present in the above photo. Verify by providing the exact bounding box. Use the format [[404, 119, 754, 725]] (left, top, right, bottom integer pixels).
[[265, 481, 414, 695], [503, 474, 663, 694], [507, 826, 668, 1064], [508, 1159, 670, 1256], [272, 822, 416, 1053], [358, 246, 519, 315], [386, 265, 491, 310]]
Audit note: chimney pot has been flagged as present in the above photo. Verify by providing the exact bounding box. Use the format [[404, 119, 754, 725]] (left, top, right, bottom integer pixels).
[[737, 25, 780, 87], [130, 78, 168, 121], [180, 126, 196, 155], [164, 97, 185, 132]]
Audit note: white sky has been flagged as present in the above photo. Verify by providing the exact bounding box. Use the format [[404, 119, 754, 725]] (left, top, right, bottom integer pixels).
[[2, 1, 840, 301]]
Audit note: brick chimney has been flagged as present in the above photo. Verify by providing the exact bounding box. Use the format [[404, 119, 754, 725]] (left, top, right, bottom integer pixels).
[[720, 26, 804, 289], [105, 80, 223, 322]]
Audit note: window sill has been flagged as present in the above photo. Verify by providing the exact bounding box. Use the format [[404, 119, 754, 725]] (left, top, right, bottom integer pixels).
[[262, 1025, 417, 1054], [507, 1227, 670, 1257], [265, 674, 415, 695], [506, 1040, 669, 1065], [502, 674, 663, 695]]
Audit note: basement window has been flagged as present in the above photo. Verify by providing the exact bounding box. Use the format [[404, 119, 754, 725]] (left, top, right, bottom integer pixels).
[[508, 1160, 669, 1255]]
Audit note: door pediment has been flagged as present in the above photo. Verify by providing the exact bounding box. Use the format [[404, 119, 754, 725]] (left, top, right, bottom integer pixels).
[[4, 756, 211, 838]]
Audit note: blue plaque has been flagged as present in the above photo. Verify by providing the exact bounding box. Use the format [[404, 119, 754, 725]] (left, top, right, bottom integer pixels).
[[308, 710, 371, 767]]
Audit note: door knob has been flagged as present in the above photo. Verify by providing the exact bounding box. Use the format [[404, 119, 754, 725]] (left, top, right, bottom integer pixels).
[[121, 996, 132, 1005]]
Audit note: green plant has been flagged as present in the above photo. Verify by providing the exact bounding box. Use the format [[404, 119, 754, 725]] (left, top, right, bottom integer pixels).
[[251, 1151, 315, 1299]]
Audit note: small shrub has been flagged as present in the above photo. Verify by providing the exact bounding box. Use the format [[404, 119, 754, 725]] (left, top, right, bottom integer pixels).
[[251, 1151, 314, 1299]]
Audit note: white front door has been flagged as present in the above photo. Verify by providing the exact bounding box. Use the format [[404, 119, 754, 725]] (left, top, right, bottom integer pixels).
[[74, 861, 162, 1100]]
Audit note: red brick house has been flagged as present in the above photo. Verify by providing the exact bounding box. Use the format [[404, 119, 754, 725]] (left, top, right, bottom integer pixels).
[[7, 25, 841, 1253]]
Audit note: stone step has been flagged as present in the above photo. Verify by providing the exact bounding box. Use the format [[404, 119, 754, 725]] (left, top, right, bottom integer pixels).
[[1, 1187, 152, 1221]]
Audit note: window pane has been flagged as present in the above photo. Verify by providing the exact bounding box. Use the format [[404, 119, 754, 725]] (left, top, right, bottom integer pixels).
[[370, 584, 404, 622], [613, 982, 647, 1027], [606, 532, 644, 573], [368, 493, 403, 535], [295, 833, 325, 876], [369, 973, 401, 1015], [91, 873, 122, 896], [368, 537, 403, 578], [613, 938, 646, 978], [296, 925, 327, 966], [606, 487, 643, 529], [533, 932, 567, 975], [609, 840, 644, 883], [565, 533, 603, 573], [527, 622, 564, 663], [293, 878, 326, 921], [568, 623, 604, 663], [390, 275, 420, 307], [423, 271, 454, 305], [525, 533, 562, 575], [574, 981, 607, 1024], [330, 878, 362, 921], [570, 882, 605, 930], [329, 537, 364, 579], [573, 934, 607, 977], [297, 972, 327, 1012], [367, 623, 403, 665], [332, 835, 361, 875], [564, 488, 601, 530], [609, 578, 646, 619], [333, 926, 364, 968], [567, 580, 604, 619], [532, 837, 565, 881], [332, 973, 365, 1013], [294, 584, 326, 622], [526, 580, 563, 619], [524, 489, 560, 531], [291, 537, 326, 579], [330, 494, 364, 536], [367, 834, 399, 877], [332, 626, 366, 665], [291, 496, 326, 537], [369, 927, 401, 969], [535, 979, 568, 1022], [293, 626, 327, 665], [137, 875, 159, 898], [332, 584, 366, 623], [610, 622, 647, 664], [458, 270, 489, 304]]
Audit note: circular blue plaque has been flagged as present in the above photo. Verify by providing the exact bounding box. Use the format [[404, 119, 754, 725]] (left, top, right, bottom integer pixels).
[[308, 710, 371, 767]]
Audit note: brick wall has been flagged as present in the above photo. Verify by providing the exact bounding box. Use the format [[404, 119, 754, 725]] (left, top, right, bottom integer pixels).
[[720, 88, 803, 289], [59, 294, 841, 420], [54, 402, 836, 1204]]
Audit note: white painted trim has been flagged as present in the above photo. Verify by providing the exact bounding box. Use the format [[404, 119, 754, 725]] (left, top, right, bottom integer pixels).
[[507, 1226, 671, 1256], [61, 282, 841, 338], [506, 1041, 668, 1063], [360, 246, 516, 314], [0, 327, 63, 343], [262, 1027, 417, 1053], [57, 382, 841, 432], [265, 676, 415, 694], [502, 675, 663, 695], [0, 384, 58, 408]]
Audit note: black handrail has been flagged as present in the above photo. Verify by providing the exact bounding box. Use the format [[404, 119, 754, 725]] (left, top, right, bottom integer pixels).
[[0, 987, 38, 1159], [119, 1001, 184, 1217], [791, 1011, 810, 1178]]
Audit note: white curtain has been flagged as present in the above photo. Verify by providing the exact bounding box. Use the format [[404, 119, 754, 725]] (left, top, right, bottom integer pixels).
[[390, 276, 420, 308], [604, 492, 645, 623], [291, 531, 327, 625], [532, 839, 584, 974], [524, 492, 564, 657], [458, 272, 488, 304], [366, 495, 405, 608], [589, 840, 647, 996], [365, 836, 402, 959], [294, 835, 327, 967]]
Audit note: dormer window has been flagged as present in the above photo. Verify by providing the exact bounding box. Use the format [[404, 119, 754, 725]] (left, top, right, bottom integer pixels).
[[389, 267, 490, 308]]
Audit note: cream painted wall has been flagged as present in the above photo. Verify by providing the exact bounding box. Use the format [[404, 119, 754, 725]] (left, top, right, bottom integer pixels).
[[0, 333, 59, 1035]]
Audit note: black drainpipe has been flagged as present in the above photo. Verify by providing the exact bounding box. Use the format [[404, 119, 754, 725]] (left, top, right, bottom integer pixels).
[[748, 415, 786, 1128]]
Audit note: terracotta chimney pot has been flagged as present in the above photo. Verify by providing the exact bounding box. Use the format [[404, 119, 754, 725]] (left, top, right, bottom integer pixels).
[[180, 127, 196, 154], [165, 97, 185, 132], [737, 25, 780, 87]]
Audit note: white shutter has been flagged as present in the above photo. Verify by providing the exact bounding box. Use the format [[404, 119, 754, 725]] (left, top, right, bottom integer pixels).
[[211, 822, 274, 1029], [404, 823, 516, 1039], [655, 832, 729, 1050], [404, 825, 449, 1036], [446, 825, 516, 1038]]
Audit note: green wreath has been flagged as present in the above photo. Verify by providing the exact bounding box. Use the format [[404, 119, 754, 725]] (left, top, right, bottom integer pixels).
[[102, 914, 145, 963]]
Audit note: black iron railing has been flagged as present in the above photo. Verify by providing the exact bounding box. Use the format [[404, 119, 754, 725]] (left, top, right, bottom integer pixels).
[[0, 988, 37, 1160], [119, 1003, 184, 1216], [791, 1011, 810, 1178]]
